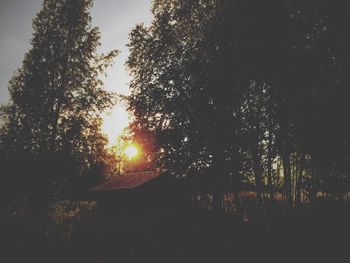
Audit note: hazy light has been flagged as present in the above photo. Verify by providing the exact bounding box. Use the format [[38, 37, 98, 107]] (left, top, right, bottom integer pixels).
[[102, 104, 130, 146], [124, 145, 139, 159]]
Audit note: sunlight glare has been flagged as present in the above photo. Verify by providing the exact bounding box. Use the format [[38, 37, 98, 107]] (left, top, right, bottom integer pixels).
[[124, 145, 139, 159], [102, 104, 130, 146]]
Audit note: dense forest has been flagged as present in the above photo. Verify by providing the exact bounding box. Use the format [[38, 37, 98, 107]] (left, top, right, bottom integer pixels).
[[0, 0, 349, 262], [127, 0, 350, 212]]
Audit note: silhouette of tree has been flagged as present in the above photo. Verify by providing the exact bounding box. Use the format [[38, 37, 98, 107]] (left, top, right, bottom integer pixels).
[[127, 0, 242, 213], [127, 0, 350, 218], [0, 0, 117, 208]]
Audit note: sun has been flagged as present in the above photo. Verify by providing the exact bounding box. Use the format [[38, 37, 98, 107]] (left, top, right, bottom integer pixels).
[[124, 145, 139, 159]]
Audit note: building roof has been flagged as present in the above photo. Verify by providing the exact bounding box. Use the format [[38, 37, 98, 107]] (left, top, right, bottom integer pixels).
[[90, 170, 161, 191]]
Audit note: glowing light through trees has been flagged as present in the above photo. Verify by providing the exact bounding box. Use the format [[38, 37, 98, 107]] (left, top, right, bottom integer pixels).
[[101, 105, 130, 146], [124, 145, 139, 160]]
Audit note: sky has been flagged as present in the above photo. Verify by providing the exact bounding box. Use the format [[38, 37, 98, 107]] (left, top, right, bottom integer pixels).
[[0, 0, 153, 145]]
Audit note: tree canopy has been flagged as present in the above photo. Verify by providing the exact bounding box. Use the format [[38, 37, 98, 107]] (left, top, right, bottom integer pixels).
[[127, 0, 350, 213], [0, 0, 118, 206]]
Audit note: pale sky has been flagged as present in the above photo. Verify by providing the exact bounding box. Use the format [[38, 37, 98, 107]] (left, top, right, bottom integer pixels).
[[0, 0, 153, 145]]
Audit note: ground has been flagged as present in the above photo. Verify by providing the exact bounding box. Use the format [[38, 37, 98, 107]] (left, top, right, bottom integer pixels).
[[1, 200, 349, 262]]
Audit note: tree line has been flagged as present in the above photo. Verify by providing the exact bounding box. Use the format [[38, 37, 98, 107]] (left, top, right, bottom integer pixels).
[[0, 0, 349, 226], [127, 0, 350, 219]]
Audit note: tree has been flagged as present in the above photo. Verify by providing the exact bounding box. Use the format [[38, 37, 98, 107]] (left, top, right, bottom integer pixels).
[[127, 0, 243, 213], [0, 0, 117, 206], [127, 0, 290, 215], [127, 0, 350, 220]]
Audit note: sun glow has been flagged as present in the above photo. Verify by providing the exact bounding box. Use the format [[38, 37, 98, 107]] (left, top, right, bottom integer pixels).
[[124, 145, 139, 159], [102, 104, 130, 146]]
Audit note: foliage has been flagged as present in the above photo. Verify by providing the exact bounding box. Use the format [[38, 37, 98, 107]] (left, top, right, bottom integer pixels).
[[47, 200, 97, 241], [0, 0, 117, 208], [127, 0, 350, 216]]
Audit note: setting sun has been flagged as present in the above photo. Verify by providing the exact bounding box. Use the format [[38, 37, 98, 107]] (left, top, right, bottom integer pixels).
[[124, 145, 139, 159]]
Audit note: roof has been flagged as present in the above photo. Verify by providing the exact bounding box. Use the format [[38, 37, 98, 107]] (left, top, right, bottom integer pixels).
[[90, 170, 161, 191]]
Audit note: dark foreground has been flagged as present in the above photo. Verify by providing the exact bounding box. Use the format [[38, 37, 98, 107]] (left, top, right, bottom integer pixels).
[[1, 201, 349, 262]]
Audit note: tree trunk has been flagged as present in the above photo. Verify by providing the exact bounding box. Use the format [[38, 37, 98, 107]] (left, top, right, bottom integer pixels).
[[210, 105, 227, 215], [267, 127, 274, 202], [212, 145, 224, 214], [252, 137, 270, 232], [281, 150, 293, 210], [309, 160, 317, 205], [295, 152, 304, 208]]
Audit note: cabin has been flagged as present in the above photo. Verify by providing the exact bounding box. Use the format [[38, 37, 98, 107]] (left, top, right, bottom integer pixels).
[[89, 170, 188, 211]]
